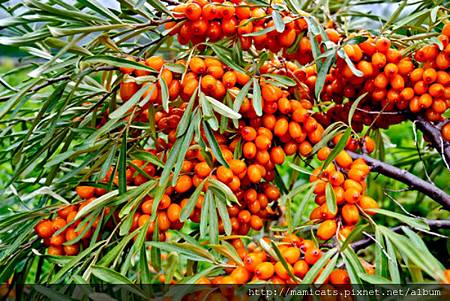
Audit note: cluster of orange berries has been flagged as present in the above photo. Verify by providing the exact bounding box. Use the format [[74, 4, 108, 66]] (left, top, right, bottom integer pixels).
[[167, 0, 321, 64], [310, 147, 378, 241], [196, 235, 351, 285], [34, 186, 109, 256], [301, 27, 449, 129]]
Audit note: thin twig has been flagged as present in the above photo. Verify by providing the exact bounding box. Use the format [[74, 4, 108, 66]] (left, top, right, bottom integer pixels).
[[351, 219, 450, 251]]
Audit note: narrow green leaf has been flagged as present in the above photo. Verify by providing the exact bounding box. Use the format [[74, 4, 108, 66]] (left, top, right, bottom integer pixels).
[[171, 117, 196, 186], [216, 195, 232, 235], [384, 233, 401, 283], [252, 78, 262, 116], [109, 84, 148, 119], [130, 151, 164, 168], [209, 44, 247, 74], [262, 73, 297, 87], [146, 242, 215, 263], [369, 209, 429, 230], [205, 95, 241, 119], [232, 80, 252, 113], [91, 266, 133, 284], [118, 134, 127, 194], [321, 127, 351, 170], [325, 183, 337, 215], [180, 180, 206, 222], [315, 52, 336, 99], [341, 224, 368, 251], [358, 273, 392, 284], [208, 178, 239, 205], [338, 49, 363, 77], [159, 77, 169, 113], [271, 242, 301, 282], [200, 190, 210, 239], [177, 88, 197, 137], [348, 92, 368, 127], [208, 191, 219, 244], [272, 10, 285, 32], [203, 121, 229, 168], [315, 253, 339, 284]]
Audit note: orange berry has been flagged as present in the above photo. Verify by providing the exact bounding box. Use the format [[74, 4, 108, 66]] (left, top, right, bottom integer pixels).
[[35, 220, 55, 238], [175, 175, 193, 193], [141, 199, 153, 214], [217, 166, 233, 183], [75, 186, 95, 199], [293, 260, 309, 278], [243, 142, 257, 159], [48, 246, 64, 256], [335, 150, 353, 168], [376, 37, 391, 53], [195, 162, 212, 178], [157, 211, 170, 232], [442, 123, 450, 142], [247, 164, 262, 183], [359, 196, 379, 215], [329, 269, 350, 285], [255, 262, 275, 280], [230, 267, 250, 284], [185, 2, 202, 20], [342, 204, 360, 225], [344, 188, 362, 204], [63, 244, 79, 256], [262, 84, 282, 102], [255, 135, 271, 150], [189, 57, 206, 74], [304, 248, 322, 265], [282, 247, 301, 264], [244, 253, 262, 272], [167, 204, 181, 222], [250, 215, 263, 230], [274, 261, 293, 280], [317, 220, 337, 241], [145, 56, 165, 71], [270, 146, 285, 165]]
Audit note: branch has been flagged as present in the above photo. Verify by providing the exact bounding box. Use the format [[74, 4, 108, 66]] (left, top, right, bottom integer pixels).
[[348, 151, 450, 210], [351, 219, 450, 251], [414, 115, 450, 168], [30, 66, 117, 93]]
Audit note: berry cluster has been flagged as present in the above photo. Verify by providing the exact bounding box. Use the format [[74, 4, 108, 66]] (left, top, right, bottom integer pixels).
[[34, 186, 109, 256], [195, 235, 353, 284], [310, 148, 378, 241], [167, 0, 319, 64]]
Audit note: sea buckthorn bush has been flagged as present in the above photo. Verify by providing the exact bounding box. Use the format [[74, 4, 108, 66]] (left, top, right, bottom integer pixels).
[[0, 0, 449, 291]]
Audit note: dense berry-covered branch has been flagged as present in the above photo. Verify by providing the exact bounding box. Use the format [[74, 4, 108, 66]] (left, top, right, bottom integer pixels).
[[348, 151, 450, 210]]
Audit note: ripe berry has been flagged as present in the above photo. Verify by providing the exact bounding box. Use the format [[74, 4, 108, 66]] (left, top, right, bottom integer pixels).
[[35, 220, 55, 238], [317, 220, 337, 240], [255, 262, 275, 280]]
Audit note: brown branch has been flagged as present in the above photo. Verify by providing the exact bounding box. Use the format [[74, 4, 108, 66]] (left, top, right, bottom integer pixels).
[[414, 115, 450, 168], [348, 151, 450, 210], [351, 219, 450, 251]]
